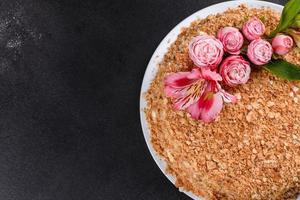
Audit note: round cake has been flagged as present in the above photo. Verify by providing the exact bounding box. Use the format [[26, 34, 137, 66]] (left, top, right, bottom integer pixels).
[[145, 4, 300, 200]]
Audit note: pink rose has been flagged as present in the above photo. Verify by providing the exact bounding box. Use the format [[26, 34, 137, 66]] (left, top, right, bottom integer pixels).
[[217, 27, 244, 55], [272, 34, 294, 55], [219, 55, 251, 87], [247, 39, 273, 65], [242, 17, 265, 41], [189, 35, 224, 70]]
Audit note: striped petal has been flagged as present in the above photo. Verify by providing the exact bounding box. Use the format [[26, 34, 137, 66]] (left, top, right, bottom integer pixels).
[[187, 91, 223, 123], [164, 72, 195, 88]]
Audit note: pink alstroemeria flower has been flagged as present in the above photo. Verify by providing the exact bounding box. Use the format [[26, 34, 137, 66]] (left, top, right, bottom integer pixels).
[[164, 68, 237, 123]]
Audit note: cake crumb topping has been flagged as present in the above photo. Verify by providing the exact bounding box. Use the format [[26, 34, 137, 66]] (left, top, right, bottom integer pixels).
[[145, 5, 300, 200]]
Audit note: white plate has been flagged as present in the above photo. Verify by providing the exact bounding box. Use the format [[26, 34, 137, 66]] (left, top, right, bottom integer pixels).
[[140, 1, 284, 199]]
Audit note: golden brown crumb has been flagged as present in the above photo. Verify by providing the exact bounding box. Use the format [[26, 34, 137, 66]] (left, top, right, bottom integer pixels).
[[145, 4, 300, 200]]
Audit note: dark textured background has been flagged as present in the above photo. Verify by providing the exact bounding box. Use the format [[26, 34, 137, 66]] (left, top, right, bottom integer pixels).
[[0, 0, 286, 199]]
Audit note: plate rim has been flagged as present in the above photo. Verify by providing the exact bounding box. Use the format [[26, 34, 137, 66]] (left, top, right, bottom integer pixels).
[[139, 1, 283, 199]]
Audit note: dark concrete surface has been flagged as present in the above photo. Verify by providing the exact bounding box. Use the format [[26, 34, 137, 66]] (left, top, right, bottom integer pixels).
[[0, 0, 286, 199]]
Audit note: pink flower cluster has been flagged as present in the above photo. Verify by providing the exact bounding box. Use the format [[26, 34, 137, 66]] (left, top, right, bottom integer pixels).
[[164, 17, 294, 123]]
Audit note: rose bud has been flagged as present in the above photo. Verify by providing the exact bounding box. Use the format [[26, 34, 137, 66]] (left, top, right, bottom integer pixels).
[[219, 55, 251, 87], [189, 35, 224, 70], [242, 17, 266, 41], [272, 34, 294, 55], [247, 39, 273, 65], [217, 27, 244, 55]]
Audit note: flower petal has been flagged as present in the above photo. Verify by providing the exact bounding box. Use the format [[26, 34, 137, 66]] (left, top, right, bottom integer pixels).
[[200, 92, 223, 123], [187, 91, 223, 123], [200, 68, 222, 81], [215, 82, 237, 103], [164, 72, 194, 88], [172, 81, 206, 110], [186, 68, 222, 82], [164, 86, 183, 98], [187, 100, 202, 120], [219, 89, 237, 103], [186, 68, 202, 79]]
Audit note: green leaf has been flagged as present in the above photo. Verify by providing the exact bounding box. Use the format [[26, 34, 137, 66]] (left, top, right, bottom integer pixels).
[[269, 0, 300, 38], [265, 60, 300, 80], [291, 14, 300, 27], [291, 20, 300, 27]]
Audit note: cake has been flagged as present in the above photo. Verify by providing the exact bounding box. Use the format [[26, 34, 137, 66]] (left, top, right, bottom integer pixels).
[[145, 4, 300, 200]]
